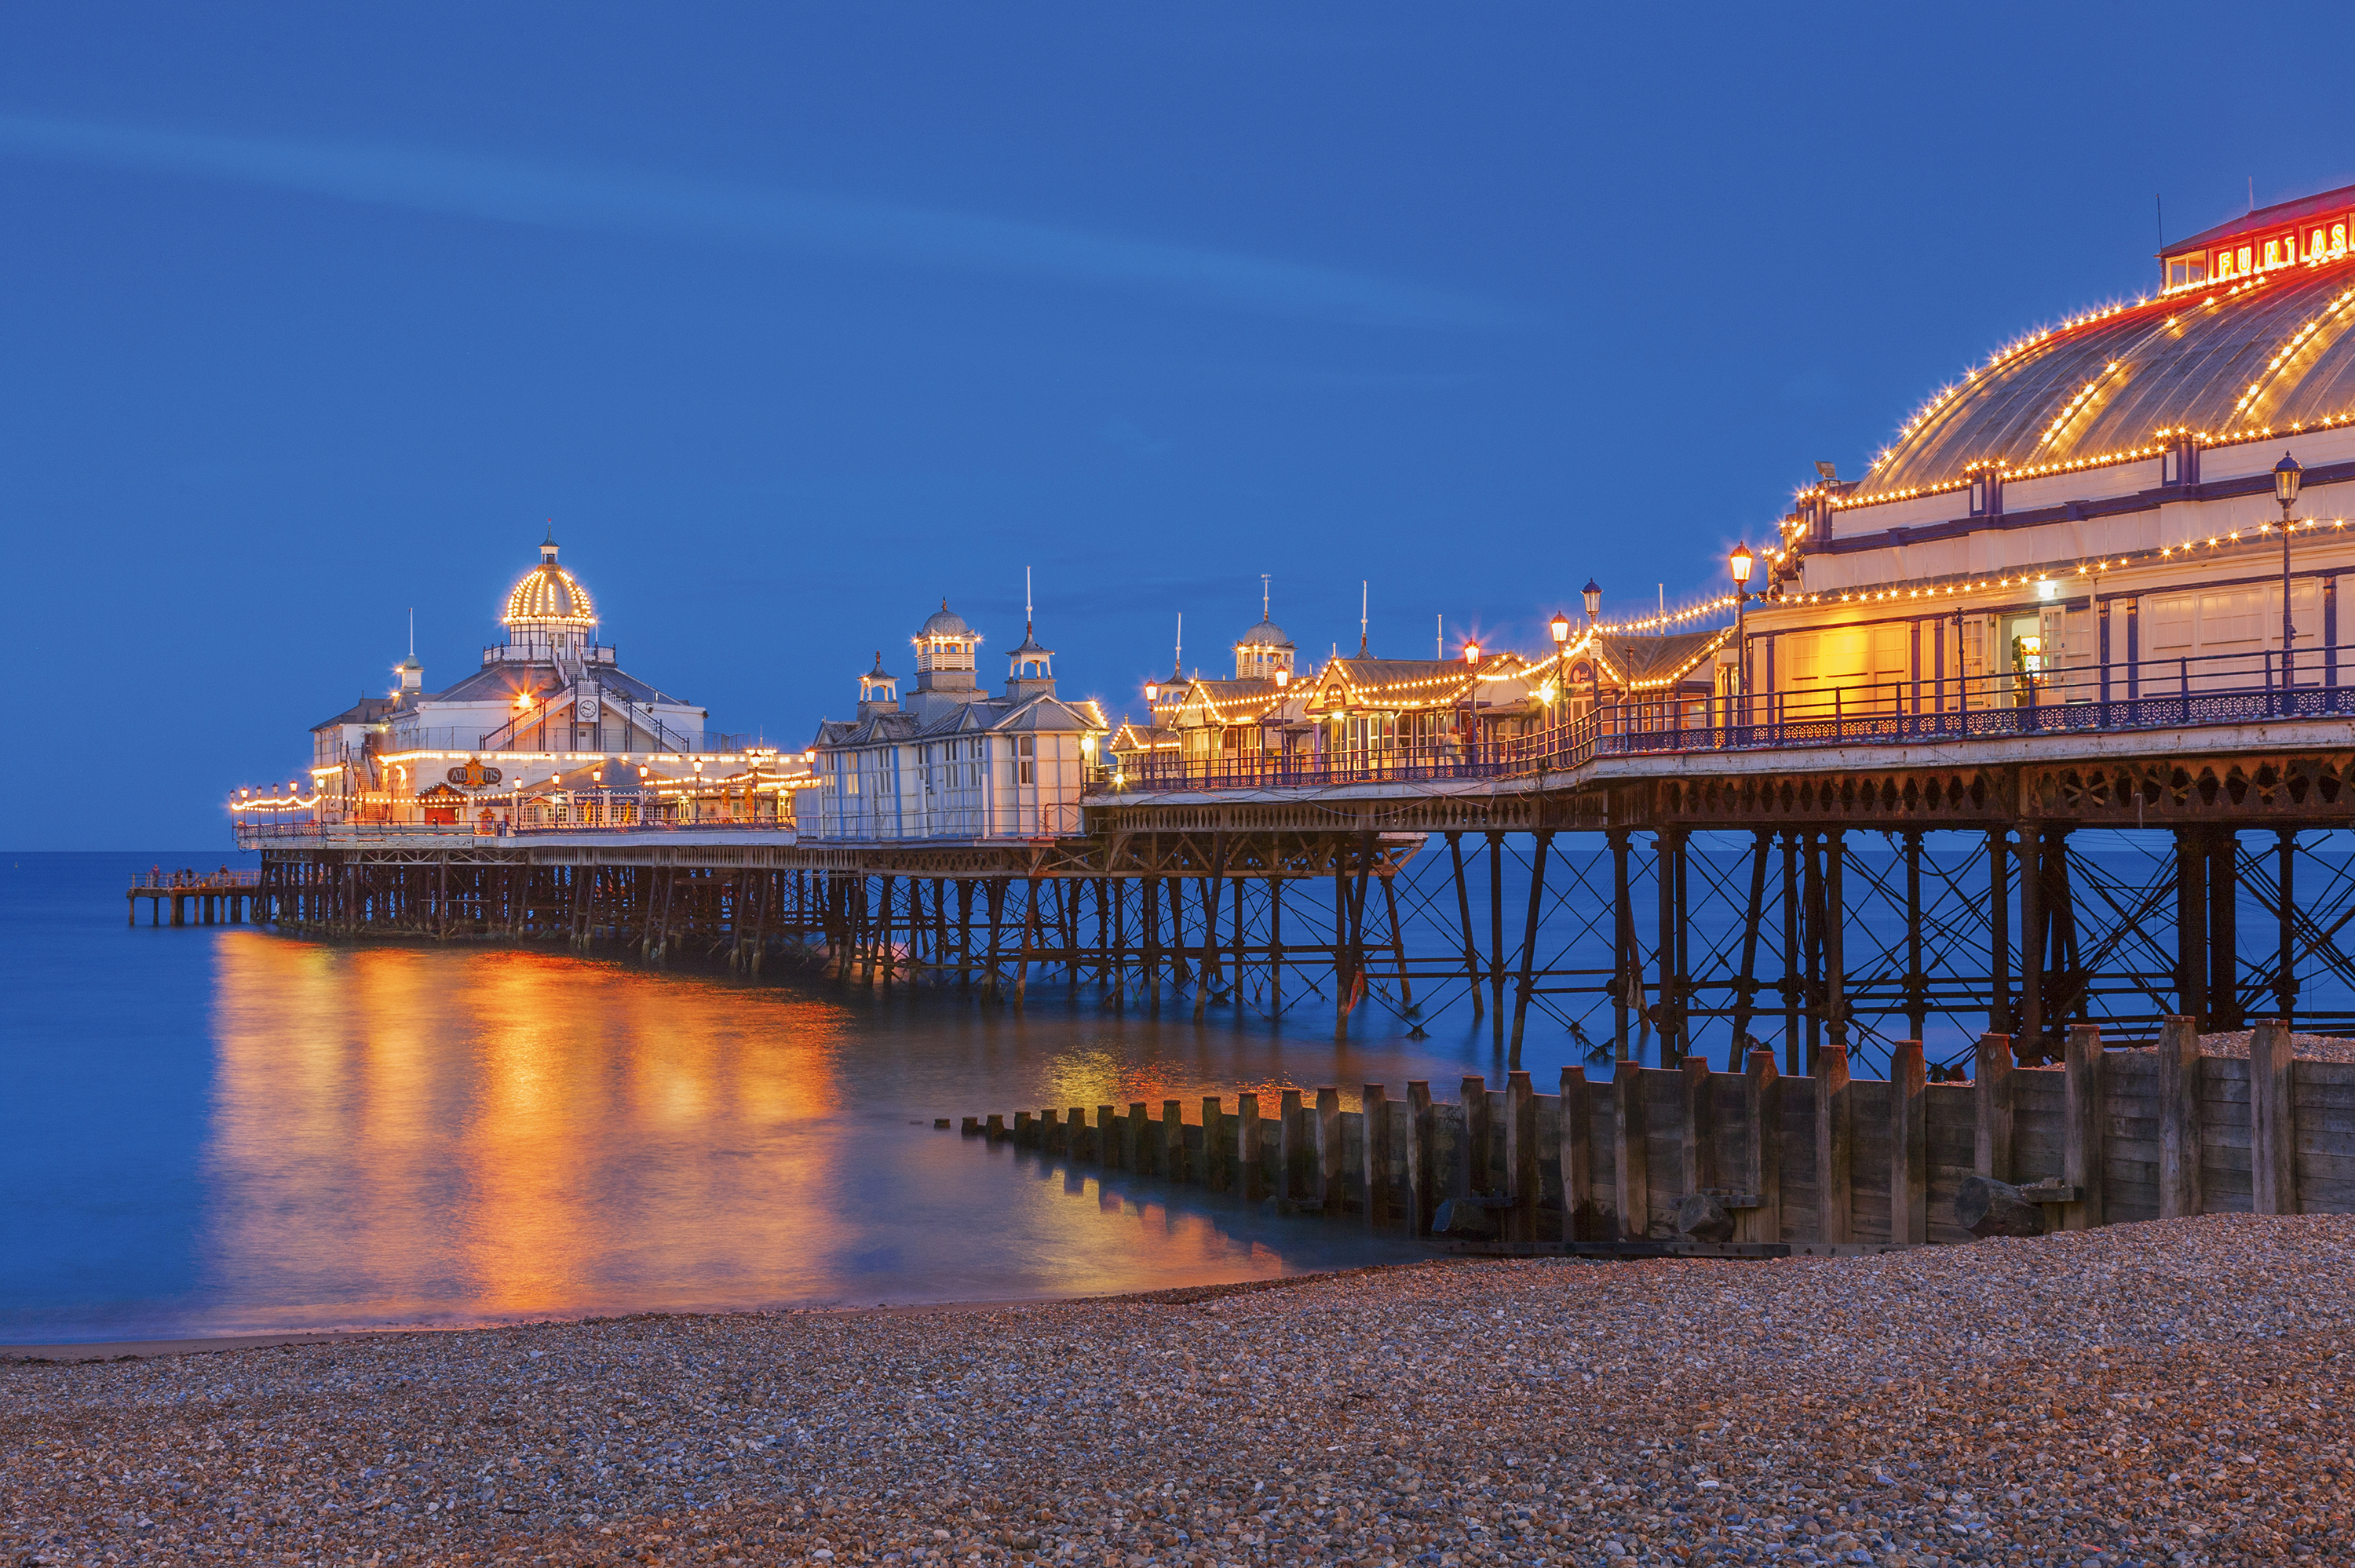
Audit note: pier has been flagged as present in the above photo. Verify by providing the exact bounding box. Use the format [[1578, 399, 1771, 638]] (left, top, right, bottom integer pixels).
[[127, 868, 262, 927], [199, 182, 2355, 1078]]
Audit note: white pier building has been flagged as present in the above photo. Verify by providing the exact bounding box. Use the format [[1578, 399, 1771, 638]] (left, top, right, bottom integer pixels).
[[801, 600, 1107, 842], [246, 535, 800, 837]]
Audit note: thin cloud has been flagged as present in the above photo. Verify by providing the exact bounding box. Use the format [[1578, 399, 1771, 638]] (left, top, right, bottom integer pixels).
[[0, 112, 1510, 329]]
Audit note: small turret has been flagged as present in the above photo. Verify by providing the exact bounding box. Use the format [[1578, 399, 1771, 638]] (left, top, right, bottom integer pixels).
[[857, 652, 900, 717], [1006, 569, 1055, 700]]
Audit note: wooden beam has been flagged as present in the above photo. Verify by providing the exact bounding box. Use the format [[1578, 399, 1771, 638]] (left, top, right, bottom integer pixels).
[[1814, 1043, 1853, 1245], [2157, 1015, 2203, 1219], [2251, 1019, 2298, 1216], [2062, 1024, 2105, 1229], [1890, 1038, 1927, 1245]]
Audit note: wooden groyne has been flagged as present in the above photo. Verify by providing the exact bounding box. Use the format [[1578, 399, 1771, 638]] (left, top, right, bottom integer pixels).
[[959, 1019, 2355, 1253]]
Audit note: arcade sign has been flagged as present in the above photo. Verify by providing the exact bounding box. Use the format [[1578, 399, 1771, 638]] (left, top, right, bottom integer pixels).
[[447, 757, 505, 789]]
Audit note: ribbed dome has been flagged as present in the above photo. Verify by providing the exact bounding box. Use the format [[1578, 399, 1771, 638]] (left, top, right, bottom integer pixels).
[[1863, 250, 2355, 494], [920, 601, 973, 639], [1236, 617, 1294, 650], [502, 556, 596, 627]]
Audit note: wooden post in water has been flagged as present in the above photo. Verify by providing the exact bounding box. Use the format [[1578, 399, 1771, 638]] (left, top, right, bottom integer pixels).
[[1362, 1083, 1389, 1229], [2158, 1015, 2203, 1219], [1068, 1105, 1090, 1162], [1404, 1081, 1434, 1236], [1461, 1074, 1490, 1196], [2062, 1023, 2105, 1229], [1237, 1092, 1265, 1201], [1316, 1087, 1342, 1211], [1128, 1103, 1152, 1176], [1096, 1104, 1118, 1169], [1890, 1038, 1928, 1245], [1278, 1088, 1306, 1203], [1202, 1096, 1228, 1192]]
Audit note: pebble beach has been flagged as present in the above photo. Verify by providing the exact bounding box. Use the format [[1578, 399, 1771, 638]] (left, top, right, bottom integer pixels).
[[7, 1213, 2350, 1567]]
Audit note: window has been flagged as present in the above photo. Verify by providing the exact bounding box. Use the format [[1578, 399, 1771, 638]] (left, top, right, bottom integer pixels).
[[1017, 735, 1035, 785]]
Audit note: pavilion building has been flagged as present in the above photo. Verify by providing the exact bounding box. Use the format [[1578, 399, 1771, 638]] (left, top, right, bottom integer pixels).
[[284, 535, 794, 833], [801, 600, 1108, 841], [1740, 183, 2355, 722]]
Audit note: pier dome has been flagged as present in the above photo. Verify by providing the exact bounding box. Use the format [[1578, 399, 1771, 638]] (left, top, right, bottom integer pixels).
[[1233, 614, 1294, 680], [919, 601, 973, 640], [913, 599, 979, 687], [1861, 242, 2355, 496], [503, 535, 597, 630]]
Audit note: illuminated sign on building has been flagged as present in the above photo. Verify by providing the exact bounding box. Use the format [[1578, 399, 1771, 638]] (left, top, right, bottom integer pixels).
[[2161, 189, 2355, 294]]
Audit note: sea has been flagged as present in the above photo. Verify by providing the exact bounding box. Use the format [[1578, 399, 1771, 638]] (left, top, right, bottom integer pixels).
[[9, 833, 2348, 1344], [1, 851, 1502, 1345]]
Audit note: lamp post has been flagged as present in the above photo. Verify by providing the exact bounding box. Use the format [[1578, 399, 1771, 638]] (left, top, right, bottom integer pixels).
[[1548, 611, 1572, 756], [2276, 451, 2303, 702], [1729, 542, 1756, 727]]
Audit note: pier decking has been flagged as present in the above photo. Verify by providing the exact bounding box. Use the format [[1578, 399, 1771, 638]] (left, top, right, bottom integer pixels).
[[126, 869, 262, 927]]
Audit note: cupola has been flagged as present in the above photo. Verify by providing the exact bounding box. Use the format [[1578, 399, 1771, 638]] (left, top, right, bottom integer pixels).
[[857, 652, 900, 717], [500, 530, 598, 664], [912, 600, 980, 692], [1233, 579, 1296, 681]]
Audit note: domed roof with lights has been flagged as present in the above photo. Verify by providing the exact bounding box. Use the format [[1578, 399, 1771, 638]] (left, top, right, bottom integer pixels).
[[1236, 616, 1293, 651], [920, 601, 973, 640], [502, 534, 597, 629], [1857, 188, 2355, 498]]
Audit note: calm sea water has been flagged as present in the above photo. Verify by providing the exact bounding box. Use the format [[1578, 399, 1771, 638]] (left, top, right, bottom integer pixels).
[[0, 851, 1560, 1345]]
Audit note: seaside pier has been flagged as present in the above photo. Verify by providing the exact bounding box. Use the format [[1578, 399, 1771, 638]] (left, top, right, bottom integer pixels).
[[213, 183, 2355, 1079]]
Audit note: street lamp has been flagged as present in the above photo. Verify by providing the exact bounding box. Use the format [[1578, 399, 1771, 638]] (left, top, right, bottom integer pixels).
[[2276, 451, 2303, 698], [1729, 542, 1757, 722], [1581, 579, 1602, 624], [1462, 640, 1481, 665]]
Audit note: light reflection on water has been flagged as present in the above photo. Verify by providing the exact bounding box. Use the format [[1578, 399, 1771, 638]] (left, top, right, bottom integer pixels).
[[5, 855, 1522, 1343]]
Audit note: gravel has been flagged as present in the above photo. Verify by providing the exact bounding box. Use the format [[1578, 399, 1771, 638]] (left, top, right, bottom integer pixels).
[[8, 1213, 2353, 1566], [2189, 1030, 2355, 1063]]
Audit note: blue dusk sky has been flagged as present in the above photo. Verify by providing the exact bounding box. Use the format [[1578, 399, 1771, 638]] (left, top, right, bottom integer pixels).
[[3, 3, 2351, 849]]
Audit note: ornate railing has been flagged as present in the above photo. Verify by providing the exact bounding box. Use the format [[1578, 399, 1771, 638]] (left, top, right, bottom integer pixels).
[[1095, 646, 2355, 795]]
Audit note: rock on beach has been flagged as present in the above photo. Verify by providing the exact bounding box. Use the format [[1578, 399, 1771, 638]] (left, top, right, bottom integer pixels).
[[6, 1213, 2353, 1566]]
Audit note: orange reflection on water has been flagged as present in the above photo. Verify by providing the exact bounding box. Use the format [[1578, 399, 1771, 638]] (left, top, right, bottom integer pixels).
[[205, 935, 852, 1326], [188, 935, 1427, 1333]]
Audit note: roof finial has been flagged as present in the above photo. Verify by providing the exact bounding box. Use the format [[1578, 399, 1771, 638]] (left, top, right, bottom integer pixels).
[[1359, 581, 1368, 658], [1261, 573, 1271, 622], [408, 607, 414, 659], [1173, 612, 1183, 681], [1024, 566, 1033, 636]]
